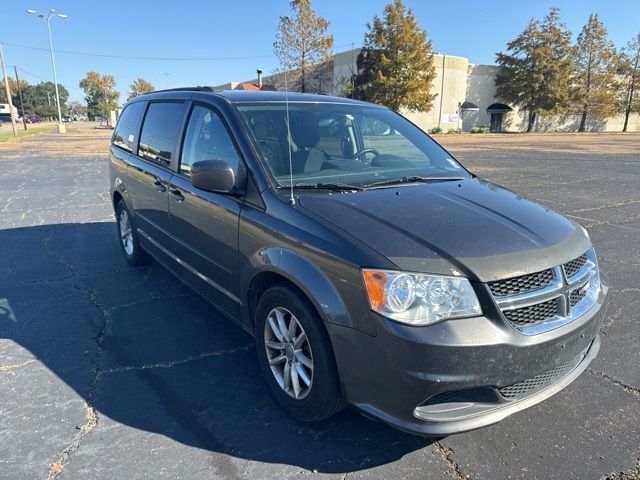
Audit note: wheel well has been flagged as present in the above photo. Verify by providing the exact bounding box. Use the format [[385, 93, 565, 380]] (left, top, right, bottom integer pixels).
[[113, 190, 123, 209], [248, 272, 316, 327]]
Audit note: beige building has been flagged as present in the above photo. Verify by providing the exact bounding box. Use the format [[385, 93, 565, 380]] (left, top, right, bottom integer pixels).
[[218, 49, 640, 133]]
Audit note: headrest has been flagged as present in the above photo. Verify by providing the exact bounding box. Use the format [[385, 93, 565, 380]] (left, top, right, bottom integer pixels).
[[290, 114, 319, 149]]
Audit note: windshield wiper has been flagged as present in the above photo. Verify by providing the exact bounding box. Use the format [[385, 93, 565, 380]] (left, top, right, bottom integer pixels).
[[364, 176, 464, 189], [282, 182, 363, 191]]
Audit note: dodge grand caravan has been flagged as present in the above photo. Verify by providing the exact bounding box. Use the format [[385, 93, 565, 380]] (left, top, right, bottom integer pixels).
[[109, 88, 608, 435]]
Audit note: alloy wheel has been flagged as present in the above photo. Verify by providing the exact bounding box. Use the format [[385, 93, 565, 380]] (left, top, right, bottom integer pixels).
[[119, 209, 134, 256], [264, 307, 314, 399]]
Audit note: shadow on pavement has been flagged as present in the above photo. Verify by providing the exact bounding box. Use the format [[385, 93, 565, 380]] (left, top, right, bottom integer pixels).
[[0, 222, 433, 474]]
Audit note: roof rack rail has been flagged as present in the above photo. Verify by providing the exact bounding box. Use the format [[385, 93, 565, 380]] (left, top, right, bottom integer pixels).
[[144, 86, 219, 94]]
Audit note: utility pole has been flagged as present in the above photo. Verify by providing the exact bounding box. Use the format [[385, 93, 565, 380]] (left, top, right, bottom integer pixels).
[[0, 43, 18, 137], [14, 66, 27, 130]]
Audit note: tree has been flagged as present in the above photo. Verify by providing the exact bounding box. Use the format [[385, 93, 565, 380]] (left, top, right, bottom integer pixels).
[[79, 71, 119, 124], [0, 77, 29, 108], [495, 8, 575, 132], [618, 32, 640, 132], [128, 78, 155, 100], [353, 0, 436, 112], [20, 82, 70, 117], [273, 0, 334, 93], [574, 14, 618, 131]]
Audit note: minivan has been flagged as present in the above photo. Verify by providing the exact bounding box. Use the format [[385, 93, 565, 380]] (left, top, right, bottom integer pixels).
[[109, 88, 608, 435]]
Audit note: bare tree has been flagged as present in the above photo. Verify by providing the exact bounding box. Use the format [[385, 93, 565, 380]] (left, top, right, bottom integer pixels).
[[273, 0, 334, 93]]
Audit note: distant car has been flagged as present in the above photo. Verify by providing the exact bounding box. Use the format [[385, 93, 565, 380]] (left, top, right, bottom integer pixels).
[[62, 116, 72, 123], [27, 115, 42, 124], [0, 114, 13, 123]]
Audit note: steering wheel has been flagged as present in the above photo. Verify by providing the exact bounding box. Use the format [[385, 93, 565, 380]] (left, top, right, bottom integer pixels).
[[353, 147, 380, 162]]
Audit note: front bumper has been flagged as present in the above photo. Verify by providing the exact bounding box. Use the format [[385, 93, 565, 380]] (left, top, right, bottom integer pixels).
[[328, 274, 608, 436]]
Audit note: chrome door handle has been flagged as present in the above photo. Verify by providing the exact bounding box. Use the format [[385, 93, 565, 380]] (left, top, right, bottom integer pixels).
[[170, 189, 184, 202], [153, 180, 166, 192]]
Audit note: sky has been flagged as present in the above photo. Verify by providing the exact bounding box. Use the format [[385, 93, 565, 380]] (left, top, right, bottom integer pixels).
[[1, 0, 639, 103]]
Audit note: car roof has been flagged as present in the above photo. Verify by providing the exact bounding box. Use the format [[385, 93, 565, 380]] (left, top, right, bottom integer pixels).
[[135, 87, 379, 107]]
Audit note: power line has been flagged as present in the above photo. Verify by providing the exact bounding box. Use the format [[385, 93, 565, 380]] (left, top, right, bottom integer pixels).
[[1, 40, 360, 62], [14, 66, 49, 82], [2, 41, 275, 61]]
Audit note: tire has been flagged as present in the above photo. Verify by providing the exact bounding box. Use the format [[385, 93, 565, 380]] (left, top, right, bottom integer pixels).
[[115, 200, 153, 267], [255, 284, 345, 422]]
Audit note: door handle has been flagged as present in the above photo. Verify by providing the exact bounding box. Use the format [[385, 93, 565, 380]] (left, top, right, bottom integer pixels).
[[170, 189, 184, 202], [153, 180, 167, 192]]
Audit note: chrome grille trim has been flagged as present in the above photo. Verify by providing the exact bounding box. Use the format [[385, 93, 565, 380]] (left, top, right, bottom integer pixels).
[[491, 249, 600, 335]]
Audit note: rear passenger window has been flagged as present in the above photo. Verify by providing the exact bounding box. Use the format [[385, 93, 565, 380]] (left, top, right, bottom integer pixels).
[[180, 105, 241, 176], [138, 102, 186, 166], [112, 102, 145, 152]]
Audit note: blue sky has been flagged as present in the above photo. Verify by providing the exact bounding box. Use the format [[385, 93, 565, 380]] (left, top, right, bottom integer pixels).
[[2, 0, 639, 103]]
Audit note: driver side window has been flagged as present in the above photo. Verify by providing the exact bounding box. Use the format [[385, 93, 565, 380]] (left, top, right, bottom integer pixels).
[[180, 105, 240, 176]]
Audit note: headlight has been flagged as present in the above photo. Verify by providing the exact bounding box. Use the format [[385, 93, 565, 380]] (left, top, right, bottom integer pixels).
[[362, 269, 482, 326]]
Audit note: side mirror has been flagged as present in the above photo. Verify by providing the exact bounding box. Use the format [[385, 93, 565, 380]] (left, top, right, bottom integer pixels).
[[191, 159, 236, 193]]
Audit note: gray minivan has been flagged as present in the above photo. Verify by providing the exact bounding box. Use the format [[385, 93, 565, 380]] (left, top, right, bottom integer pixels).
[[109, 88, 608, 436]]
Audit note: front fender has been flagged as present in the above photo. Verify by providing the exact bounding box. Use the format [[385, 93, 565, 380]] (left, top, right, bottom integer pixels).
[[242, 247, 356, 332]]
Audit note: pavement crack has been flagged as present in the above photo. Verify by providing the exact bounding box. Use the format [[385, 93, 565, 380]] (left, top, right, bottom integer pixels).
[[588, 369, 640, 398], [433, 442, 470, 479], [46, 285, 110, 479], [101, 344, 254, 374], [47, 403, 98, 480], [566, 198, 640, 215], [0, 359, 36, 374]]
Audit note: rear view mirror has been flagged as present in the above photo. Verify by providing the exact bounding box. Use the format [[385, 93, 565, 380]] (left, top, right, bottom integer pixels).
[[191, 160, 236, 193]]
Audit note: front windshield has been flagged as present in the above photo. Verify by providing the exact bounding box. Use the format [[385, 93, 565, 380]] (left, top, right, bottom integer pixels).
[[236, 102, 471, 188]]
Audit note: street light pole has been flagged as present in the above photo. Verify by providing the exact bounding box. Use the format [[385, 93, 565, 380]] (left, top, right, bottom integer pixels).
[[27, 8, 67, 134], [160, 72, 174, 89]]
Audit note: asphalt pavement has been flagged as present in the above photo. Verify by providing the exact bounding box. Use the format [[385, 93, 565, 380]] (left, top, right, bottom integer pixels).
[[1, 124, 638, 480]]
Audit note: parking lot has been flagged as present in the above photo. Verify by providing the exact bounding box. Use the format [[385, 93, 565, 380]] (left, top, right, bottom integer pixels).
[[1, 123, 639, 480]]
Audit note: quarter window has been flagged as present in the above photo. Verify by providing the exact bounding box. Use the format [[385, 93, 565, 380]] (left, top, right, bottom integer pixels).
[[138, 102, 186, 166], [180, 105, 240, 176], [112, 101, 145, 153]]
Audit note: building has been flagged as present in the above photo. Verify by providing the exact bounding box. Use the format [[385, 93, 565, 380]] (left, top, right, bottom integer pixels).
[[217, 50, 639, 133]]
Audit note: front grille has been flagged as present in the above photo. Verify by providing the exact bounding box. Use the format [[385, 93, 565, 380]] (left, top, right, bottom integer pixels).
[[489, 250, 599, 335], [488, 269, 553, 297], [503, 298, 559, 325], [563, 253, 587, 278], [570, 287, 587, 307], [498, 353, 584, 400]]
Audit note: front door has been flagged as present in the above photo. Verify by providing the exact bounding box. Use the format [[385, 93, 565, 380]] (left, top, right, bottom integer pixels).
[[168, 103, 244, 318], [490, 113, 503, 133], [128, 101, 188, 249]]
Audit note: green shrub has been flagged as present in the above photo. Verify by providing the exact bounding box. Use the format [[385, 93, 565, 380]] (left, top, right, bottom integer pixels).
[[429, 127, 442, 134], [447, 128, 462, 134], [470, 125, 491, 134]]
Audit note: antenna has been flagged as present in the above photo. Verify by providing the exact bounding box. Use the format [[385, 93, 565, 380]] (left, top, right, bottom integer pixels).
[[284, 70, 296, 206]]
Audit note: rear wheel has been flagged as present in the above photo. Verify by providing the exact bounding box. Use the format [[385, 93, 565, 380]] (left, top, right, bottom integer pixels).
[[255, 284, 345, 422], [115, 200, 153, 267]]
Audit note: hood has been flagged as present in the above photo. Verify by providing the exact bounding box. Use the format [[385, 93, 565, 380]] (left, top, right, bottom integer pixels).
[[298, 178, 591, 282]]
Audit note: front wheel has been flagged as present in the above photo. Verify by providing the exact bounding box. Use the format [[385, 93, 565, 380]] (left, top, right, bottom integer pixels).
[[115, 200, 153, 267], [255, 284, 345, 422]]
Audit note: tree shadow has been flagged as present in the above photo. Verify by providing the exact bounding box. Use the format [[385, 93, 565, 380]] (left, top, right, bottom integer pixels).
[[0, 222, 433, 474]]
